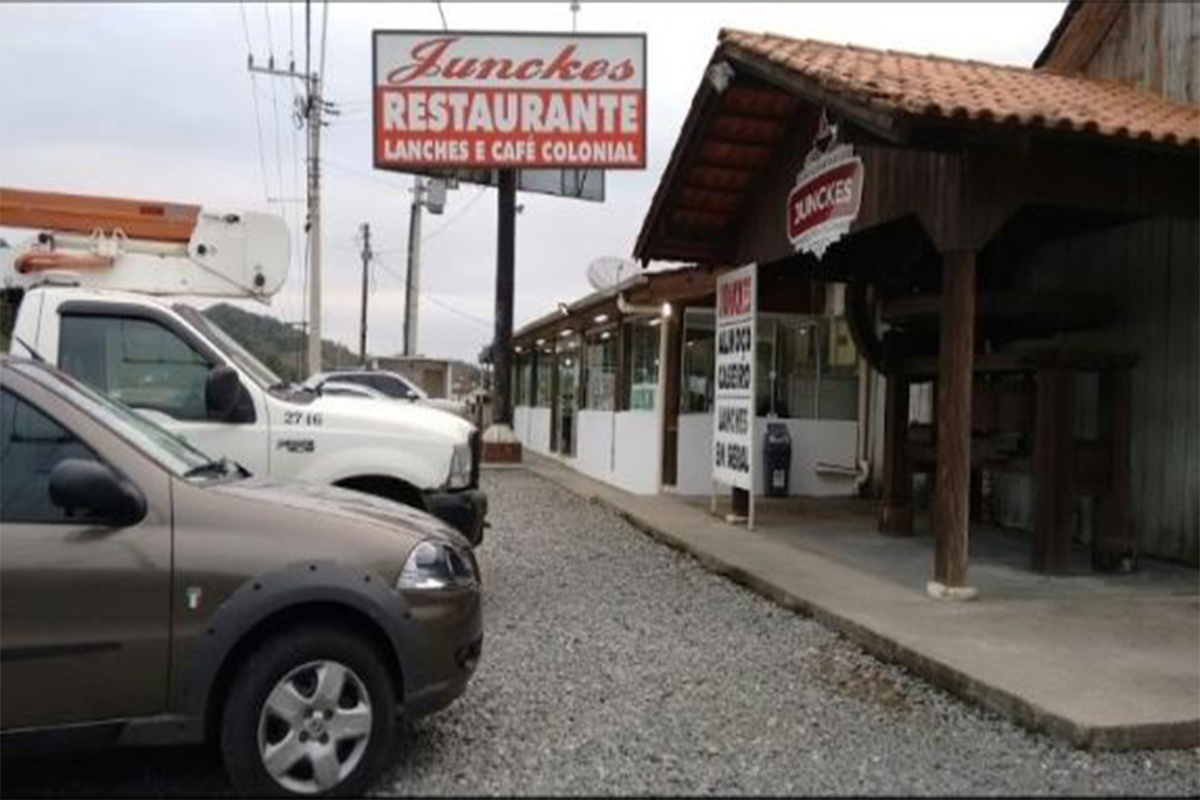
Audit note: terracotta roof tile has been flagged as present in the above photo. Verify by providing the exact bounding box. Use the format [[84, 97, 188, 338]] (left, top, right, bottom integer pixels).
[[720, 28, 1200, 147]]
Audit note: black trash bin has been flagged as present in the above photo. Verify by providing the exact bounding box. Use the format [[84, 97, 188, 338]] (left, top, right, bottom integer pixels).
[[764, 422, 792, 497]]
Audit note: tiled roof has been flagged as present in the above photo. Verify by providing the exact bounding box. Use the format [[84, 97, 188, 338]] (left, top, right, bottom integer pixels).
[[720, 28, 1199, 148]]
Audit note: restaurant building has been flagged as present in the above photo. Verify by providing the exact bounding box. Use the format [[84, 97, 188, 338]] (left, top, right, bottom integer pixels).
[[511, 0, 1199, 584]]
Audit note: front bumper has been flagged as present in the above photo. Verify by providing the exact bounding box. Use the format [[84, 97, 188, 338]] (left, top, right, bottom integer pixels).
[[396, 587, 483, 719], [425, 488, 488, 547]]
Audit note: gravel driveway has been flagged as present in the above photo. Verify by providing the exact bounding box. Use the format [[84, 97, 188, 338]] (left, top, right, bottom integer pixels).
[[4, 469, 1198, 796]]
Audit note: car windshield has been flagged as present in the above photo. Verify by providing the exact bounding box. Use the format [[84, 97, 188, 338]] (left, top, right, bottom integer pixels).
[[174, 304, 285, 390], [13, 359, 217, 478]]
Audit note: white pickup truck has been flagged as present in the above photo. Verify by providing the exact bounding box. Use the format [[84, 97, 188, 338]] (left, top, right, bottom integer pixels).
[[0, 189, 487, 545]]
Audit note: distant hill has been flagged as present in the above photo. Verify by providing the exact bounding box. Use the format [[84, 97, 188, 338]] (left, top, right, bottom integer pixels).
[[203, 303, 363, 383]]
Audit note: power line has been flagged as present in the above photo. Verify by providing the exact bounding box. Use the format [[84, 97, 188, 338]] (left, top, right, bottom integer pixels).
[[375, 256, 493, 331], [434, 0, 449, 31], [239, 2, 271, 202]]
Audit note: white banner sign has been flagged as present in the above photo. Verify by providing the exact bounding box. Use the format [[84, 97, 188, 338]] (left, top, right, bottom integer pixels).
[[373, 31, 647, 170], [713, 264, 756, 491]]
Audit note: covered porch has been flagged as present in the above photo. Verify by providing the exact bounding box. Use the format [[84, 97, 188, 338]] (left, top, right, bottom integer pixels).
[[634, 28, 1199, 589]]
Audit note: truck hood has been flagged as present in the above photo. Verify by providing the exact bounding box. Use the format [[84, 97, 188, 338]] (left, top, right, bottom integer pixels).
[[283, 389, 475, 442]]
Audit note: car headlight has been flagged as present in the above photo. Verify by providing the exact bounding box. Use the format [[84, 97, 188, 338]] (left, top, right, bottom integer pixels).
[[397, 540, 478, 591], [447, 441, 472, 489]]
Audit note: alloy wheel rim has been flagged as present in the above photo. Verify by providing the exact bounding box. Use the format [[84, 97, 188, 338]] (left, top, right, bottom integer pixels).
[[256, 659, 373, 795]]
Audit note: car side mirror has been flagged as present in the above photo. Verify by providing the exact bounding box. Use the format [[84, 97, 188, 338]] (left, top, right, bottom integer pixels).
[[49, 458, 147, 526], [205, 365, 254, 423]]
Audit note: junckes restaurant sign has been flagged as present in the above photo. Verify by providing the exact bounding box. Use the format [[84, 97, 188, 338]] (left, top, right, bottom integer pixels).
[[373, 31, 647, 170], [786, 111, 864, 258]]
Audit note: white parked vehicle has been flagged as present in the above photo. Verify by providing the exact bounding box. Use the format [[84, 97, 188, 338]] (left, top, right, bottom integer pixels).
[[0, 188, 487, 545], [305, 370, 471, 419]]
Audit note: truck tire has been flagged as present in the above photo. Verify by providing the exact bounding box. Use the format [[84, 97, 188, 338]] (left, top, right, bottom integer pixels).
[[219, 625, 398, 797]]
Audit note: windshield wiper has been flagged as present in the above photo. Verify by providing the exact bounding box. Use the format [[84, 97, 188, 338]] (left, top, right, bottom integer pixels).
[[184, 457, 247, 480]]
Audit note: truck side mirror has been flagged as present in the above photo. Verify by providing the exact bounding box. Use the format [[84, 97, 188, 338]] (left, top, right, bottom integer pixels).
[[49, 458, 146, 526], [205, 365, 254, 423]]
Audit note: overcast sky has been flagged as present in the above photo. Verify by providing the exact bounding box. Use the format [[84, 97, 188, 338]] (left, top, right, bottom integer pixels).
[[0, 1, 1065, 363]]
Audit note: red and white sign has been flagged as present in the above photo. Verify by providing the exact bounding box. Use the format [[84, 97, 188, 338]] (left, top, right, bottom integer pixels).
[[713, 264, 757, 492], [373, 32, 646, 170], [786, 112, 864, 258]]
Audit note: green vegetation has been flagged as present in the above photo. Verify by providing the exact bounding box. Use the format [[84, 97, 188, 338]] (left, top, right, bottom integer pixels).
[[203, 303, 364, 383]]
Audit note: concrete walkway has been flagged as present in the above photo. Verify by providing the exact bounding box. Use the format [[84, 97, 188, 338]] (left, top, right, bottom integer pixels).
[[513, 454, 1200, 751]]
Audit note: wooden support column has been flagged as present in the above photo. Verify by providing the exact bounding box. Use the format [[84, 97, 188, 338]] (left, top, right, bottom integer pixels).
[[879, 374, 913, 535], [1032, 367, 1075, 574], [934, 250, 976, 589]]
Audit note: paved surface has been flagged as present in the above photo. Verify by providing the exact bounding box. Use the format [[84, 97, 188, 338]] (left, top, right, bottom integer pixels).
[[3, 470, 1198, 796], [525, 453, 1200, 751]]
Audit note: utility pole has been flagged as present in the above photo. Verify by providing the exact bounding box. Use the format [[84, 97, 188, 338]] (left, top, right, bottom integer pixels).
[[493, 169, 517, 429], [359, 222, 372, 365], [403, 176, 424, 357], [247, 1, 326, 378]]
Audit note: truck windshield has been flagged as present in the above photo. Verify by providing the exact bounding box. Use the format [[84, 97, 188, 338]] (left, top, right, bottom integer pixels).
[[174, 304, 285, 389], [13, 359, 215, 478]]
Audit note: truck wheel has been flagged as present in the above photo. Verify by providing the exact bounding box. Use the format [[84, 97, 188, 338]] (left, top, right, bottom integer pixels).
[[220, 626, 397, 797]]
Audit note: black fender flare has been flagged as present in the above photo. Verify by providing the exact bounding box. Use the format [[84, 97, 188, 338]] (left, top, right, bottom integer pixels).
[[174, 560, 412, 721]]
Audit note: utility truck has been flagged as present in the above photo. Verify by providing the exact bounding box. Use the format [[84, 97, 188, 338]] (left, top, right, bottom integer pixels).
[[0, 188, 486, 546]]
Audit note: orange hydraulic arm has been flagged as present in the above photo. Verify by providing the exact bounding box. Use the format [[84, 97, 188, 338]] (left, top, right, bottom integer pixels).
[[0, 187, 200, 242]]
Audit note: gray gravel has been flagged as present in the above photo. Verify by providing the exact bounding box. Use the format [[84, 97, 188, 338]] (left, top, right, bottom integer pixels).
[[382, 470, 1200, 797], [4, 469, 1197, 797]]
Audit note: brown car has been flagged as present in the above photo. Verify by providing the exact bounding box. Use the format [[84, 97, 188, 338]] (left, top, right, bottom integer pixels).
[[0, 355, 482, 796]]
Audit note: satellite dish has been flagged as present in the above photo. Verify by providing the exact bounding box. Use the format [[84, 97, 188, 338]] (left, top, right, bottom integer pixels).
[[586, 256, 641, 291]]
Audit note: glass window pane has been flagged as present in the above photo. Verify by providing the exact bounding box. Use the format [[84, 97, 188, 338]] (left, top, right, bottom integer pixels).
[[0, 390, 101, 523], [60, 315, 212, 421], [583, 332, 616, 411], [624, 320, 659, 411], [818, 316, 859, 421], [681, 309, 714, 414]]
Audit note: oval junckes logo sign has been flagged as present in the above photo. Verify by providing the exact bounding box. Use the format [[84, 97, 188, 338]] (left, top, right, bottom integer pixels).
[[786, 111, 864, 259]]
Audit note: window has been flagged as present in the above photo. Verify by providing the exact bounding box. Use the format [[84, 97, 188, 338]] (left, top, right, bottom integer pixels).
[[1, 389, 101, 523], [582, 331, 616, 411], [818, 316, 859, 421], [60, 315, 213, 421], [681, 309, 715, 413], [771, 317, 819, 419], [533, 350, 553, 408], [356, 373, 415, 399], [512, 353, 530, 407], [624, 319, 659, 411]]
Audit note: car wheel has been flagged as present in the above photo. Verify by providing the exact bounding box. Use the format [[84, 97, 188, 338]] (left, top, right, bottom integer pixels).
[[220, 626, 397, 797]]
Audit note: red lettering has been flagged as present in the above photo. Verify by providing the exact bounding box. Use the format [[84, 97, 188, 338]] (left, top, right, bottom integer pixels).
[[387, 37, 457, 85], [514, 58, 545, 80], [608, 60, 635, 81], [542, 44, 581, 80], [580, 59, 609, 81]]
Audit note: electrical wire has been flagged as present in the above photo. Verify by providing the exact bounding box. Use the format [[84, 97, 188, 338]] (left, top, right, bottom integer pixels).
[[239, 1, 271, 203], [374, 256, 493, 331], [265, 2, 286, 210], [435, 0, 449, 31]]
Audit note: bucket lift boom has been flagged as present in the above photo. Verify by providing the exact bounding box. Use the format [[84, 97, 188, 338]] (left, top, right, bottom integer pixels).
[[0, 187, 290, 299]]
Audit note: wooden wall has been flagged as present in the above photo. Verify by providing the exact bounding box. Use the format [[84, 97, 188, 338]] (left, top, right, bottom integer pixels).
[[1083, 1, 1200, 105], [1009, 216, 1199, 565]]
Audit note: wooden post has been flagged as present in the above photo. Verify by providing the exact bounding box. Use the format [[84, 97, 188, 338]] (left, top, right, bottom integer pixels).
[[879, 375, 913, 535], [934, 250, 976, 588], [1033, 367, 1075, 574]]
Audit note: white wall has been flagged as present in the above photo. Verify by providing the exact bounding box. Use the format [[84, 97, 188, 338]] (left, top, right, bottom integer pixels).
[[513, 405, 553, 455], [574, 409, 616, 483], [674, 413, 859, 497], [676, 413, 715, 495], [612, 411, 661, 494]]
